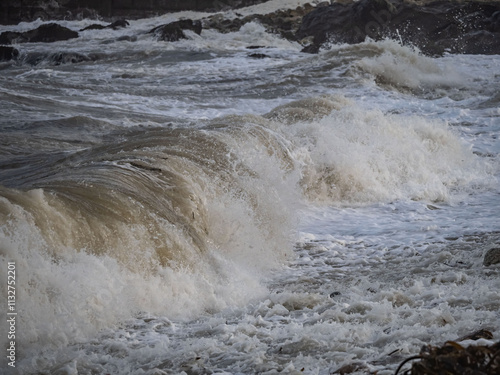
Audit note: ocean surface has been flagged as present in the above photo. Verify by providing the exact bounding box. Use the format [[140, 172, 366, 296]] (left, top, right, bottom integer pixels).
[[1, 1, 499, 374]]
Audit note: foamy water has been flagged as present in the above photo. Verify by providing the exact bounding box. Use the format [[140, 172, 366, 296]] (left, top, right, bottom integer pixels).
[[0, 1, 499, 374]]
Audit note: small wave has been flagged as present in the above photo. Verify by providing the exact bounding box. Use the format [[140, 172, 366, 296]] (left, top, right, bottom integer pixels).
[[16, 51, 99, 66], [342, 39, 467, 92]]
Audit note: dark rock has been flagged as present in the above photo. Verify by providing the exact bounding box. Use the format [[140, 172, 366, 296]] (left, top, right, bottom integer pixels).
[[491, 11, 500, 32], [51, 52, 92, 65], [116, 35, 137, 42], [150, 19, 202, 42], [436, 30, 500, 54], [108, 19, 129, 30], [20, 51, 97, 66], [332, 361, 369, 374], [0, 31, 28, 45], [202, 3, 317, 42], [484, 245, 500, 266], [0, 46, 19, 61], [80, 24, 107, 32], [202, 15, 245, 33], [298, 0, 397, 45], [295, 0, 500, 55], [26, 23, 79, 43], [300, 44, 320, 54], [0, 0, 271, 25], [0, 23, 78, 44], [248, 53, 269, 58], [241, 4, 316, 40], [457, 329, 494, 342]]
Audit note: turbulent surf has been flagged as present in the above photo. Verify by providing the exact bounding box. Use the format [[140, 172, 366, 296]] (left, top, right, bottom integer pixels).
[[0, 1, 499, 374]]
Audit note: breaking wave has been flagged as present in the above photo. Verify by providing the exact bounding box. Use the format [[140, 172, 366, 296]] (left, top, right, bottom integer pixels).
[[0, 95, 492, 364]]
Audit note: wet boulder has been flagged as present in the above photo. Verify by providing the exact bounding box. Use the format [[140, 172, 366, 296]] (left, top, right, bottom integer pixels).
[[484, 245, 500, 266], [150, 19, 202, 42], [21, 51, 93, 66], [80, 24, 107, 31], [202, 14, 245, 33], [439, 30, 500, 55], [202, 3, 319, 41], [0, 23, 78, 44], [0, 46, 19, 61], [0, 31, 27, 45], [51, 52, 93, 65], [108, 19, 129, 29], [295, 0, 500, 55], [248, 53, 270, 59], [19, 23, 78, 43], [296, 0, 396, 50], [490, 10, 500, 32], [241, 3, 318, 40]]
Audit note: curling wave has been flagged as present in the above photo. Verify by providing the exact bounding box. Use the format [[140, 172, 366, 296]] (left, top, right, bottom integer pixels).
[[0, 95, 492, 365]]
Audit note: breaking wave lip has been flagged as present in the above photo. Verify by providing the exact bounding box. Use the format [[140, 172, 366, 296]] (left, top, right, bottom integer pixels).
[[320, 39, 468, 93], [0, 95, 494, 372]]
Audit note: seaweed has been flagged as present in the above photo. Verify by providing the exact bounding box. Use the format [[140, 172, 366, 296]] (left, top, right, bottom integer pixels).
[[395, 335, 500, 375]]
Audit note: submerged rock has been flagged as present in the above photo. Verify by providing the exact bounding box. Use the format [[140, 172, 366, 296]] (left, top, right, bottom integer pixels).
[[332, 361, 369, 374], [248, 52, 270, 58], [0, 23, 78, 44], [80, 24, 107, 32], [456, 329, 494, 342], [20, 51, 95, 66], [202, 14, 245, 33], [150, 19, 202, 42], [483, 245, 500, 266], [295, 0, 500, 55], [0, 46, 19, 61], [51, 52, 93, 65]]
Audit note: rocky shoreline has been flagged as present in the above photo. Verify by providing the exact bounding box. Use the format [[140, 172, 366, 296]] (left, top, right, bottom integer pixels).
[[0, 0, 271, 25], [1, 0, 500, 62], [296, 0, 500, 54]]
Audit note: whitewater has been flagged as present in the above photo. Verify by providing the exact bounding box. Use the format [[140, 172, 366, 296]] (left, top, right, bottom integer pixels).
[[0, 1, 499, 374]]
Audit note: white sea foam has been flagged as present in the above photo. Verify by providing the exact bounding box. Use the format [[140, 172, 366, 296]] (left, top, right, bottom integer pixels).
[[273, 97, 493, 204], [347, 39, 467, 91]]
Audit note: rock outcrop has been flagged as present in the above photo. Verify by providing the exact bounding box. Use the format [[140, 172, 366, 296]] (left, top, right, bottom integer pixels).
[[0, 0, 272, 25], [202, 3, 320, 41], [2, 1, 499, 57], [150, 20, 203, 42], [0, 23, 78, 44], [0, 46, 19, 61], [148, 3, 319, 43], [295, 0, 500, 55]]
